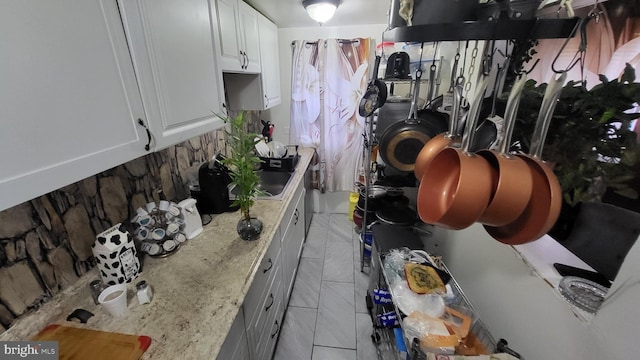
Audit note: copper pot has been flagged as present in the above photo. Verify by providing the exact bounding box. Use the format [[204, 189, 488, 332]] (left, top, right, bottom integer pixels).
[[485, 72, 566, 244], [417, 75, 493, 230], [413, 79, 464, 180], [477, 74, 533, 226]]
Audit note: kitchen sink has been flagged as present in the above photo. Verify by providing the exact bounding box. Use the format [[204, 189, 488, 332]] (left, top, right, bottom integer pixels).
[[230, 170, 294, 200]]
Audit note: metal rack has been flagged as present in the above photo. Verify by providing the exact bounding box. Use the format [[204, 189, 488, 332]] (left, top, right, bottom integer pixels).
[[384, 17, 580, 42], [359, 111, 377, 272], [366, 224, 523, 359]]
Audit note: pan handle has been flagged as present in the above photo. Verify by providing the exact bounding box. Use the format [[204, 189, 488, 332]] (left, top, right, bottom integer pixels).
[[498, 73, 528, 154], [407, 69, 423, 123], [530, 72, 567, 159], [460, 75, 490, 153], [449, 82, 463, 138]]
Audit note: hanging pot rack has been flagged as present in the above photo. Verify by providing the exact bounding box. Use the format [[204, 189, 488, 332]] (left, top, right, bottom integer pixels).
[[384, 17, 580, 43]]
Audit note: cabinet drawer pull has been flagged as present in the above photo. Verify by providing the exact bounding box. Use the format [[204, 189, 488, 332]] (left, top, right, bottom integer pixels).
[[137, 118, 152, 151], [265, 293, 274, 311], [263, 258, 273, 273], [270, 320, 280, 338]]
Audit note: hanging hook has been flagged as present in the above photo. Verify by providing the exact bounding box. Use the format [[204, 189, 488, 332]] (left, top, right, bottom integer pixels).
[[550, 15, 592, 74], [521, 58, 540, 74], [588, 0, 601, 23]]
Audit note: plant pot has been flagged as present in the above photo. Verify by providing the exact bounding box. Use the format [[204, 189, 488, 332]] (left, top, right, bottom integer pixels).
[[237, 217, 263, 241]]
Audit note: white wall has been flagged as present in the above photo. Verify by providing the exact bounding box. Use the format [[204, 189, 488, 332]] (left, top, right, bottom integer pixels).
[[429, 223, 640, 359], [264, 24, 387, 144]]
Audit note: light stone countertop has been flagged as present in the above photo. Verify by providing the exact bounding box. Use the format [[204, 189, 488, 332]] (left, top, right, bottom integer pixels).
[[0, 148, 315, 360]]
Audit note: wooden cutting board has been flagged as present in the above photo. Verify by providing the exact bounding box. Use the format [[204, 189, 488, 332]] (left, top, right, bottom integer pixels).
[[32, 325, 152, 360]]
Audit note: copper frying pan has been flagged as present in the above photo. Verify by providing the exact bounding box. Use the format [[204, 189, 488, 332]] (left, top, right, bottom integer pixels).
[[485, 72, 566, 244], [417, 75, 493, 230], [413, 79, 464, 180], [477, 74, 533, 226]]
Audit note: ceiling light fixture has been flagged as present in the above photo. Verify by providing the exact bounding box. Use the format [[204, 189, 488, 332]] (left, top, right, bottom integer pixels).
[[303, 0, 340, 24]]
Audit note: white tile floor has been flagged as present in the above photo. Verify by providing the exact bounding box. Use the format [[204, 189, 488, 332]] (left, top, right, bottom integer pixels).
[[274, 213, 378, 360]]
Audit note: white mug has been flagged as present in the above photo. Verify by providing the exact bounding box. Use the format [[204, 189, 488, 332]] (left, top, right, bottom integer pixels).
[[159, 200, 170, 211], [145, 202, 158, 213], [166, 223, 179, 235]]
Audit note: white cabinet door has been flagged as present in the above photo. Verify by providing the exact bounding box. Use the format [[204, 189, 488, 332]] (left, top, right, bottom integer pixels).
[[238, 1, 261, 73], [215, 0, 260, 73], [258, 14, 282, 109], [0, 0, 148, 212], [223, 13, 280, 111], [119, 0, 225, 150], [281, 186, 306, 302], [216, 0, 244, 72]]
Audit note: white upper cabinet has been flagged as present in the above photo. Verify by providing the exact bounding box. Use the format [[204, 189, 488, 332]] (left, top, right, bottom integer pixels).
[[216, 0, 260, 73], [258, 13, 282, 109], [223, 11, 281, 111], [0, 0, 148, 212], [238, 2, 261, 73], [118, 0, 225, 150]]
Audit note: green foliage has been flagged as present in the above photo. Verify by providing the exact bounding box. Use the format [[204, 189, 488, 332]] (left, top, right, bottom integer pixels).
[[511, 64, 640, 207], [221, 111, 262, 220]]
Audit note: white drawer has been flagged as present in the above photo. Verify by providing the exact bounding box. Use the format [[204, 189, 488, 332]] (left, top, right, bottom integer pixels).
[[243, 237, 281, 324], [253, 270, 285, 360]]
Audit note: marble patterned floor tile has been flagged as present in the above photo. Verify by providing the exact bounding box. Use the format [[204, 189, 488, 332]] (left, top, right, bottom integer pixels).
[[356, 313, 377, 360], [314, 281, 356, 349], [309, 213, 330, 229], [302, 226, 328, 259], [312, 346, 357, 360], [289, 257, 323, 308], [322, 243, 354, 283], [327, 214, 354, 245], [273, 306, 317, 360]]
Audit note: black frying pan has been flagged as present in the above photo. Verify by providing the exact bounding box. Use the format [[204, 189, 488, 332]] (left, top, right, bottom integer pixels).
[[379, 72, 448, 173], [359, 56, 387, 117]]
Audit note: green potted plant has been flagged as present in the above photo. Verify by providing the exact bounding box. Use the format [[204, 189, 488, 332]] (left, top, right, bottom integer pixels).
[[510, 64, 640, 239], [222, 111, 264, 240]]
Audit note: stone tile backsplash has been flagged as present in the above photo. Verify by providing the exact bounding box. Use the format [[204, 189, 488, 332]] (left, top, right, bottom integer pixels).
[[0, 111, 261, 332]]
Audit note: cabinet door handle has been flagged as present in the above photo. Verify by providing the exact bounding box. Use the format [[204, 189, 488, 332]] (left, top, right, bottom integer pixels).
[[243, 52, 249, 69], [137, 118, 152, 151], [270, 320, 280, 338], [239, 50, 245, 69], [265, 293, 274, 312], [264, 94, 269, 108], [262, 258, 273, 273], [294, 209, 299, 225]]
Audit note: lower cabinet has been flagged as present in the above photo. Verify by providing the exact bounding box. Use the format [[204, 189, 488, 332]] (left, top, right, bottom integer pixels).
[[220, 177, 307, 360], [243, 231, 285, 360], [281, 184, 306, 302], [216, 309, 250, 360]]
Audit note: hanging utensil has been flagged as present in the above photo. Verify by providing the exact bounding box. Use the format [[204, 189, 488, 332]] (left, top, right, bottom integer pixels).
[[359, 56, 387, 117], [417, 74, 494, 230], [413, 78, 463, 180], [378, 44, 446, 173], [477, 73, 533, 226], [485, 72, 566, 245]]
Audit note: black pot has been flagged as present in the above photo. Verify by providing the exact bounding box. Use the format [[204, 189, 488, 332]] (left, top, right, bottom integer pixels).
[[357, 185, 387, 211]]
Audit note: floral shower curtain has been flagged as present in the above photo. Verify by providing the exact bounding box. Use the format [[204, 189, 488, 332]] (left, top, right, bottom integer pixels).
[[290, 38, 371, 192]]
